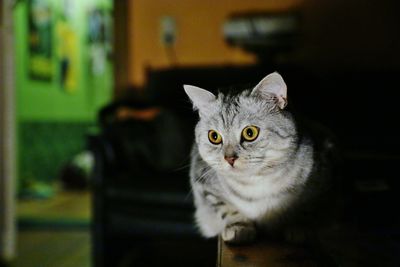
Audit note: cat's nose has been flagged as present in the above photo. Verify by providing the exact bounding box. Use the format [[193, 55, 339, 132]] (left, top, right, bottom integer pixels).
[[224, 155, 238, 166]]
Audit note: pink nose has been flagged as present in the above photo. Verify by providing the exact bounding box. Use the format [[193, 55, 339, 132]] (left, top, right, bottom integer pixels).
[[224, 155, 238, 166]]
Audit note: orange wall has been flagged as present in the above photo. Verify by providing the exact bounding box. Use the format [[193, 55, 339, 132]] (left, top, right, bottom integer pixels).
[[128, 0, 302, 86]]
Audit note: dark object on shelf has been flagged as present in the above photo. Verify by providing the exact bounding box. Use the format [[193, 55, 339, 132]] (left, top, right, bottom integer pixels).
[[223, 12, 299, 63]]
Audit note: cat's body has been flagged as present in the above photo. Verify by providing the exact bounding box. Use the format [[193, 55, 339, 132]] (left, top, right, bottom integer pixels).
[[184, 72, 337, 244]]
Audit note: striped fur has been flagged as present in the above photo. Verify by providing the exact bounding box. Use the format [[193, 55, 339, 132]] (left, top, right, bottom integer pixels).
[[185, 73, 334, 244]]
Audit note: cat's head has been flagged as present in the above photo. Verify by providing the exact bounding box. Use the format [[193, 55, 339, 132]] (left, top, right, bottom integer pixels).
[[184, 72, 297, 176]]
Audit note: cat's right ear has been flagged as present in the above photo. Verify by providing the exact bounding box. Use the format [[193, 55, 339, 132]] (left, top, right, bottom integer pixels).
[[183, 85, 216, 111]]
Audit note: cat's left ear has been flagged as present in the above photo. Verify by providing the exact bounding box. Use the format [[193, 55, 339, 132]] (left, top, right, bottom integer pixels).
[[183, 85, 216, 111], [251, 72, 287, 109]]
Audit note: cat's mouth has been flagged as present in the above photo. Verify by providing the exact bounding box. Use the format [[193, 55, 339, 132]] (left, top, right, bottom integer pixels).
[[224, 160, 243, 171], [220, 158, 265, 174]]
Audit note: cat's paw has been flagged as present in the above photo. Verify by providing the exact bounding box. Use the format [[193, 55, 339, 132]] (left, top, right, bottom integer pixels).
[[221, 223, 256, 244]]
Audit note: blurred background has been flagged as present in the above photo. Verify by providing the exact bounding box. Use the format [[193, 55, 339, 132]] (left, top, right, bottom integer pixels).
[[1, 0, 400, 266]]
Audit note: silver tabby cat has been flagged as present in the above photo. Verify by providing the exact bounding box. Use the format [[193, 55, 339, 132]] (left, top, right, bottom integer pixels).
[[184, 72, 335, 244]]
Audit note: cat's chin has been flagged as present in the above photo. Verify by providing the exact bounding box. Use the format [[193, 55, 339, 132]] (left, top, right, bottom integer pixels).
[[212, 161, 257, 175], [214, 164, 239, 174], [223, 165, 265, 177]]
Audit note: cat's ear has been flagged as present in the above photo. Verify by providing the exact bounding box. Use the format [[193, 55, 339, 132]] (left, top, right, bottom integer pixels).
[[183, 85, 216, 111], [251, 72, 287, 109]]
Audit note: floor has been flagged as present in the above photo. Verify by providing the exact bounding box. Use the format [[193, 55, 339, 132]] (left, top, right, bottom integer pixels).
[[11, 191, 91, 267], [11, 230, 90, 267], [18, 191, 91, 226]]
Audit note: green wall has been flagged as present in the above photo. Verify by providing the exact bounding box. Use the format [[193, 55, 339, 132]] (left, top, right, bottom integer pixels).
[[14, 0, 113, 122], [14, 0, 113, 193]]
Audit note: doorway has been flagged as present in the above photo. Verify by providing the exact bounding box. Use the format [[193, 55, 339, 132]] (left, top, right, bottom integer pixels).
[[0, 0, 16, 263]]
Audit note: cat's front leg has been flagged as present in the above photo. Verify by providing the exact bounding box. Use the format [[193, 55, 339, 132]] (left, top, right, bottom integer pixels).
[[202, 190, 256, 244]]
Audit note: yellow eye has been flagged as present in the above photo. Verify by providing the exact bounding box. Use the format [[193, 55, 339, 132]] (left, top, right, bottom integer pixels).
[[208, 130, 222, 145], [242, 126, 259, 142]]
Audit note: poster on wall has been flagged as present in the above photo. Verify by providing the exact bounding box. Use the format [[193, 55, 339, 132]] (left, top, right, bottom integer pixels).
[[56, 0, 78, 93], [28, 0, 53, 81]]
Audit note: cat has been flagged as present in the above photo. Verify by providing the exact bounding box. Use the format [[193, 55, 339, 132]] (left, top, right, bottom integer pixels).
[[184, 72, 338, 244]]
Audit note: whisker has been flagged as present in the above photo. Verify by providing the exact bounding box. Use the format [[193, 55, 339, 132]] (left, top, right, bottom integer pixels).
[[172, 163, 192, 172], [196, 168, 215, 183], [184, 188, 194, 201]]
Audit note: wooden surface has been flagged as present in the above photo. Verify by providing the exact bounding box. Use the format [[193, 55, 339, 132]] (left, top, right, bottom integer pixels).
[[217, 225, 400, 267], [218, 237, 328, 267]]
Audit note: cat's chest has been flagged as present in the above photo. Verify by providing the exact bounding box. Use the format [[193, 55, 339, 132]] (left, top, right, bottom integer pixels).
[[219, 173, 296, 219]]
